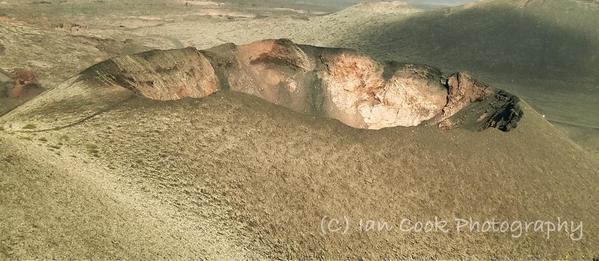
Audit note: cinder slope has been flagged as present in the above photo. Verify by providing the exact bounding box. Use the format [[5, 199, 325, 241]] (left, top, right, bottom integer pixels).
[[0, 43, 597, 258], [0, 1, 597, 259], [1, 90, 597, 259], [0, 133, 260, 259]]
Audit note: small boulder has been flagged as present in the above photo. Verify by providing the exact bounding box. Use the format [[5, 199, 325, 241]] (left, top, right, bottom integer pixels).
[[6, 68, 41, 98]]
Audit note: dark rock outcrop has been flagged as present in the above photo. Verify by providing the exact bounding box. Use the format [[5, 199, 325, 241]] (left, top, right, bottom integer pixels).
[[435, 73, 522, 131]]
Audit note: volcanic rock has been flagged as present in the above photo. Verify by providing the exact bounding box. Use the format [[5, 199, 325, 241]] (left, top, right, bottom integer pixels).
[[8, 39, 523, 132], [3, 68, 42, 98], [85, 47, 219, 100]]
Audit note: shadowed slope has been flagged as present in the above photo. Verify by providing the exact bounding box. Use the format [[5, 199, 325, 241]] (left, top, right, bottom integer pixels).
[[345, 0, 599, 152], [355, 0, 599, 81]]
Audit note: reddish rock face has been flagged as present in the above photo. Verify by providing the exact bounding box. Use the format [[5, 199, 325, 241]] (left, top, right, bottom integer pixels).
[[319, 55, 448, 129], [79, 39, 522, 131], [223, 40, 448, 129], [318, 51, 386, 128], [228, 39, 316, 113], [5, 69, 42, 98], [442, 72, 491, 119]]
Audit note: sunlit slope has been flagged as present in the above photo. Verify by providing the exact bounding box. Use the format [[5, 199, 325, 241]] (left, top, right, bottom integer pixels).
[[1, 90, 598, 258], [0, 133, 258, 259]]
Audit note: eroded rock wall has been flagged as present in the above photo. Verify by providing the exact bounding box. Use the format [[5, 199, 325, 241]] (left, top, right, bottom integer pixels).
[[83, 47, 220, 101], [35, 39, 522, 131]]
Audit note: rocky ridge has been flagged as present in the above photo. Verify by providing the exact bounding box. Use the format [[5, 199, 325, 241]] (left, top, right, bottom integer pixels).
[[1, 39, 522, 132]]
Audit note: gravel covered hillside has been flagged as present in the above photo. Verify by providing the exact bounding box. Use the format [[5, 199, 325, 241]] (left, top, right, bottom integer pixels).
[[0, 0, 597, 259]]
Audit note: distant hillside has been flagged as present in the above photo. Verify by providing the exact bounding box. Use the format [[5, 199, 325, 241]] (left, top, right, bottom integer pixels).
[[217, 0, 476, 11]]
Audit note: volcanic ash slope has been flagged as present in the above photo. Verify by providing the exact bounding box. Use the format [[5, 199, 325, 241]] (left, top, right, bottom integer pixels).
[[0, 41, 598, 259]]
